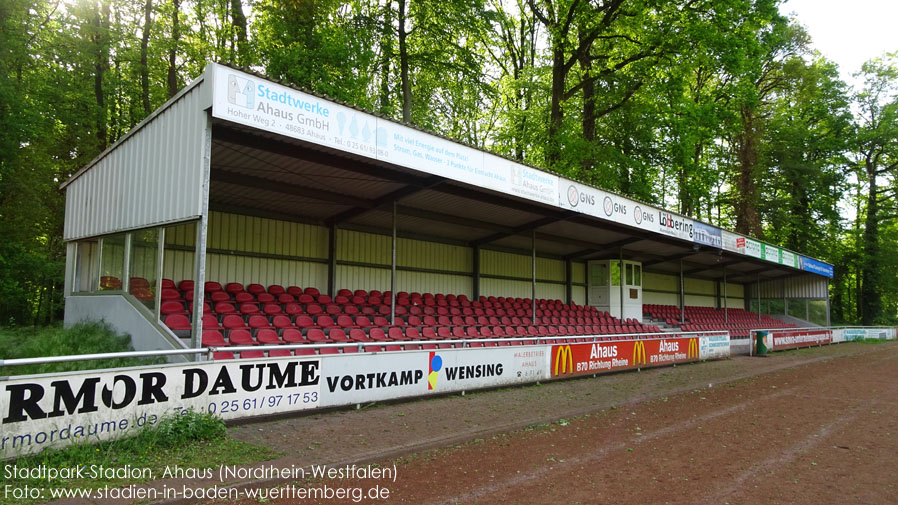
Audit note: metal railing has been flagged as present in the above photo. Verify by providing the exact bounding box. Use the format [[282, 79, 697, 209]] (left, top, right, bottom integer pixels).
[[0, 330, 730, 371]]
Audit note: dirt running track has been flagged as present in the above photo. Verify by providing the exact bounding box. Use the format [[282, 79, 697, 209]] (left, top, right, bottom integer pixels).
[[202, 342, 898, 505]]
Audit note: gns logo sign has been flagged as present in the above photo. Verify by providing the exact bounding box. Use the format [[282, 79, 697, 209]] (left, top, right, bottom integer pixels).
[[567, 185, 595, 208], [227, 74, 255, 109]]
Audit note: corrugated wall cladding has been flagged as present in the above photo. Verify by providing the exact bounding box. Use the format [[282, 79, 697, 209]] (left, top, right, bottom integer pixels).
[[338, 230, 390, 264], [206, 253, 327, 289], [480, 249, 529, 277], [572, 285, 586, 306], [755, 275, 827, 299], [571, 262, 586, 284], [397, 271, 472, 297], [685, 295, 716, 307], [725, 283, 745, 298], [64, 81, 209, 241], [209, 212, 328, 258], [479, 279, 565, 301], [336, 265, 390, 293], [685, 277, 715, 295], [480, 249, 566, 282], [644, 292, 678, 306], [645, 271, 678, 291], [162, 222, 196, 283], [399, 239, 471, 272]]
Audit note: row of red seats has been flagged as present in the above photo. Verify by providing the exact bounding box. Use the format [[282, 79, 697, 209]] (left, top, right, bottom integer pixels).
[[198, 322, 658, 343]]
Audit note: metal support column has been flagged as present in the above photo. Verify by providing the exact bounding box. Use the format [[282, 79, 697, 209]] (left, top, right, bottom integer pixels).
[[154, 228, 166, 321], [723, 267, 728, 323], [825, 279, 831, 326], [757, 274, 761, 323], [783, 278, 787, 318], [565, 258, 573, 305], [620, 249, 625, 321], [190, 114, 213, 356], [473, 245, 480, 301], [679, 259, 685, 323], [391, 201, 397, 326], [122, 233, 132, 294], [327, 223, 337, 297], [531, 229, 536, 324], [190, 216, 209, 352]]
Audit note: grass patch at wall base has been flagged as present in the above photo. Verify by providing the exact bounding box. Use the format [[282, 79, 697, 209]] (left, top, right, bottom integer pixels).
[[4, 410, 279, 505]]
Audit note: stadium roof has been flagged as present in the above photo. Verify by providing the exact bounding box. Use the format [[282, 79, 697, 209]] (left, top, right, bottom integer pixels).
[[61, 62, 834, 284]]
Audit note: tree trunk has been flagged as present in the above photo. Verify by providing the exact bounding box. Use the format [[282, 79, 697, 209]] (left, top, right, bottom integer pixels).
[[860, 162, 880, 325], [579, 36, 595, 179], [167, 0, 181, 98], [735, 106, 761, 236], [546, 45, 565, 166], [230, 0, 248, 65], [379, 0, 393, 115], [140, 0, 153, 115], [93, 0, 110, 152], [397, 0, 411, 123]]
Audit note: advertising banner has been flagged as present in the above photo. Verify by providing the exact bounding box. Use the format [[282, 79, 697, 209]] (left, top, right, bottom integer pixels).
[[744, 238, 763, 258], [557, 182, 657, 234], [209, 64, 559, 207], [768, 329, 832, 351], [721, 231, 745, 254], [549, 337, 702, 379], [799, 256, 834, 278], [656, 211, 694, 241], [780, 250, 798, 268], [0, 358, 321, 459], [699, 334, 731, 360], [209, 63, 833, 274], [318, 347, 547, 406], [762, 244, 780, 264], [693, 222, 723, 248]]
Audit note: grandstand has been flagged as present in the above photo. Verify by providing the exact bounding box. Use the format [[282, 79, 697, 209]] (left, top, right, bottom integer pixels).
[[59, 63, 833, 356]]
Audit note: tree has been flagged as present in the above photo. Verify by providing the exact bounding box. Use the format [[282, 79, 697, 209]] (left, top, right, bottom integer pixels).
[[852, 54, 898, 325]]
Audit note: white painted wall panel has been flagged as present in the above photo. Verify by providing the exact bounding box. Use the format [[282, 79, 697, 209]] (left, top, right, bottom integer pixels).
[[64, 80, 209, 240], [645, 271, 677, 292], [685, 295, 716, 307], [572, 262, 586, 284], [396, 271, 472, 297], [644, 292, 678, 306], [572, 285, 586, 306]]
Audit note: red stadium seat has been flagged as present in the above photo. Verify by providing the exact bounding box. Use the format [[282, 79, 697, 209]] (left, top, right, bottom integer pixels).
[[202, 330, 228, 346], [256, 329, 282, 345], [228, 329, 256, 346]]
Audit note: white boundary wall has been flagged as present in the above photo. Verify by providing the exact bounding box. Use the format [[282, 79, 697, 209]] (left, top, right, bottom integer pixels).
[[0, 334, 728, 459]]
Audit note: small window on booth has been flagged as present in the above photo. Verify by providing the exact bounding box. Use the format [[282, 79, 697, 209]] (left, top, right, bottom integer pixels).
[[611, 261, 621, 286], [73, 239, 100, 292], [590, 263, 608, 286], [130, 228, 159, 309], [633, 264, 641, 286], [100, 233, 126, 291], [625, 263, 633, 285]]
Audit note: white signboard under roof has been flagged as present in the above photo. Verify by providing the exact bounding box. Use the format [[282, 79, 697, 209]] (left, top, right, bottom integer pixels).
[[557, 181, 657, 235], [208, 64, 558, 206]]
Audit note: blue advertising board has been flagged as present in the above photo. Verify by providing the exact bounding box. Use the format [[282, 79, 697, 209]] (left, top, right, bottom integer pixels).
[[799, 255, 834, 278]]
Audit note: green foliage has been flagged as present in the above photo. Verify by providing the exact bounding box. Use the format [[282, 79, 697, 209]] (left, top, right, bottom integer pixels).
[[0, 322, 164, 376], [2, 0, 897, 325]]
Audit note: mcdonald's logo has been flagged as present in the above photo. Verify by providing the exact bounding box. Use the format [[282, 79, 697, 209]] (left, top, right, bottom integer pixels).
[[632, 341, 647, 366], [554, 345, 574, 375], [687, 338, 699, 359]]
